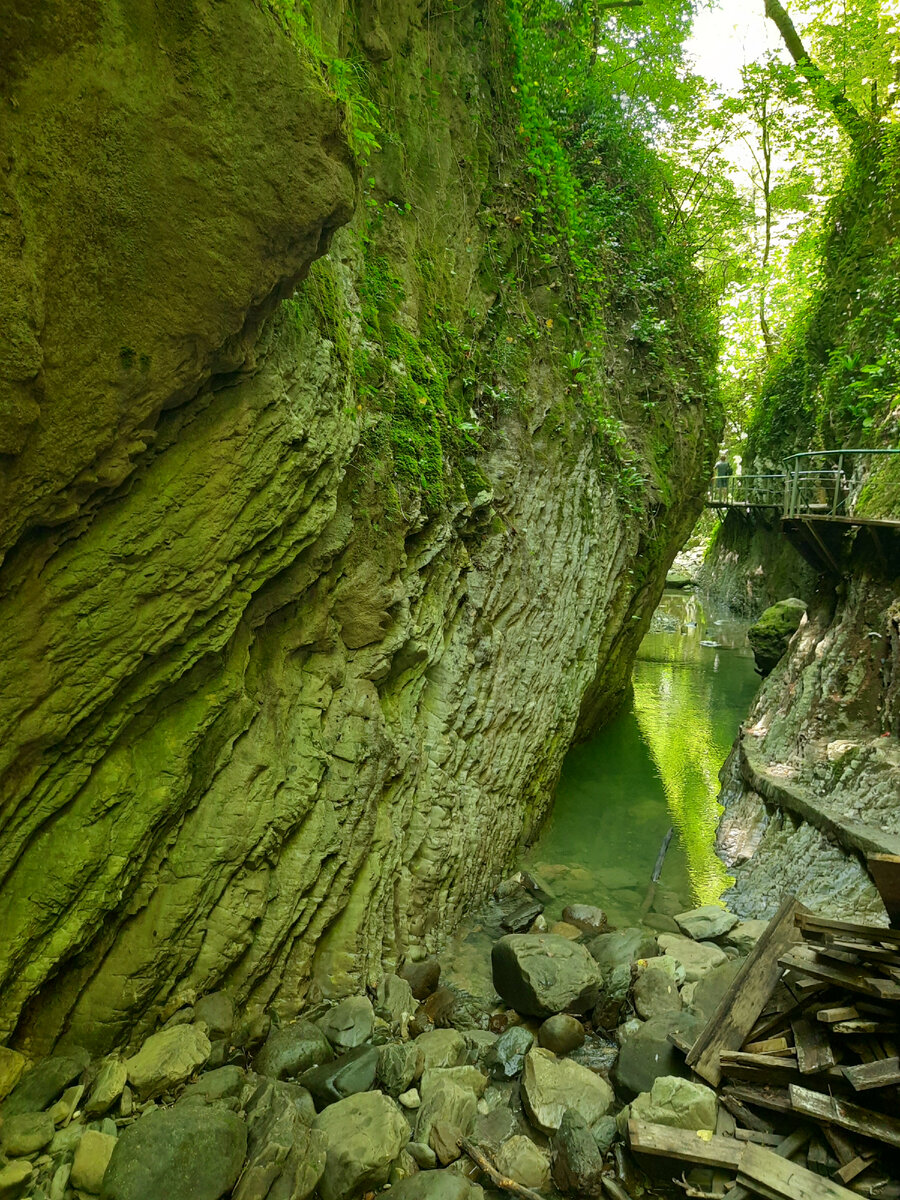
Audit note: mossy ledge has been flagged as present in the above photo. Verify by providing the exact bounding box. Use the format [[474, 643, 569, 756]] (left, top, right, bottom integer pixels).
[[0, 0, 719, 1055]]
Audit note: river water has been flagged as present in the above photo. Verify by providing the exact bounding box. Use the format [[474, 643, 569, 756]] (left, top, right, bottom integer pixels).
[[444, 589, 758, 994]]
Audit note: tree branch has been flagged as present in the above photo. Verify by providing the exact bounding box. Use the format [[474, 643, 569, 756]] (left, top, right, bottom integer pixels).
[[764, 0, 865, 141]]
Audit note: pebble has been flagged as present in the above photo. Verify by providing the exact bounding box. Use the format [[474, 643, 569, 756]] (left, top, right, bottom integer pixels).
[[399, 1088, 421, 1108]]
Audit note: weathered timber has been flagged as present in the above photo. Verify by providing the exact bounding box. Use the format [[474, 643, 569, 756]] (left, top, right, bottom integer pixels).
[[745, 1036, 791, 1055], [719, 1051, 843, 1089], [834, 1153, 876, 1183], [816, 1006, 859, 1023], [723, 1085, 793, 1114], [789, 1084, 900, 1151], [721, 1094, 774, 1133], [795, 913, 900, 947], [779, 945, 900, 1001], [832, 1019, 900, 1035], [791, 1017, 835, 1074], [627, 1121, 743, 1170], [722, 1128, 810, 1200], [867, 853, 900, 925], [841, 1056, 900, 1092], [736, 1139, 860, 1200], [688, 896, 804, 1087]]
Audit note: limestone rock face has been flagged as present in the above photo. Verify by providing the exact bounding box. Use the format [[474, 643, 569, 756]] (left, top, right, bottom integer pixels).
[[0, 0, 719, 1056], [747, 598, 807, 675]]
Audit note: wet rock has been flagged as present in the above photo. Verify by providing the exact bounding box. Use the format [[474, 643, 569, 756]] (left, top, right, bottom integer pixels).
[[562, 905, 609, 936], [416, 1077, 477, 1153], [179, 1065, 245, 1104], [300, 1045, 378, 1110], [521, 1049, 614, 1135], [376, 975, 416, 1035], [377, 1042, 423, 1097], [233, 1077, 327, 1200], [674, 905, 739, 941], [236, 1013, 271, 1052], [415, 1029, 467, 1071], [629, 1075, 717, 1131], [1, 1111, 54, 1156], [473, 1107, 517, 1147], [643, 912, 680, 934], [748, 597, 806, 675], [253, 1021, 333, 1080], [313, 1091, 408, 1200], [50, 1122, 85, 1156], [411, 987, 459, 1033], [47, 1082, 84, 1125], [501, 899, 545, 934], [71, 1129, 117, 1194], [538, 1015, 585, 1055], [725, 919, 768, 954], [0, 1161, 33, 1198], [591, 1115, 617, 1155], [492, 935, 602, 1018], [633, 964, 682, 1021], [399, 1088, 420, 1109], [406, 1142, 436, 1169], [463, 1030, 497, 1066], [552, 1109, 604, 1194], [496, 1135, 551, 1190], [612, 1012, 704, 1100], [484, 1026, 533, 1080], [548, 921, 583, 940], [657, 933, 727, 982], [194, 993, 235, 1041], [587, 928, 657, 973], [421, 1066, 487, 1100], [1, 1052, 87, 1118], [101, 1103, 246, 1200], [591, 963, 632, 1029], [125, 1024, 211, 1099], [385, 1168, 485, 1200], [0, 1048, 26, 1102], [400, 960, 441, 1001], [429, 1119, 463, 1165], [85, 1059, 128, 1117], [687, 958, 743, 1023], [318, 997, 375, 1051]]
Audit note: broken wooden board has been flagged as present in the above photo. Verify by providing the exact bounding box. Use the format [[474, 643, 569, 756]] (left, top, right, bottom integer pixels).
[[791, 1016, 835, 1074], [688, 895, 804, 1087], [840, 1056, 900, 1092], [779, 944, 900, 1001], [723, 1084, 793, 1114], [719, 1050, 844, 1089], [868, 853, 900, 926], [626, 1120, 743, 1169], [796, 912, 900, 946], [789, 1084, 900, 1151], [736, 1139, 859, 1200]]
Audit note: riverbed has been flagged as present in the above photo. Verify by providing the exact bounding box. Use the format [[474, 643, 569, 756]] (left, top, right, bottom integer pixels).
[[444, 589, 759, 994]]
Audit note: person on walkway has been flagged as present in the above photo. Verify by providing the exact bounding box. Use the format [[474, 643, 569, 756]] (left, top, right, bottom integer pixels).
[[713, 454, 733, 497]]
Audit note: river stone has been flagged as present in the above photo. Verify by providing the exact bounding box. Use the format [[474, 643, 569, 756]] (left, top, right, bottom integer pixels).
[[591, 1115, 617, 1155], [629, 1076, 718, 1132], [748, 598, 806, 675], [484, 1026, 533, 1079], [399, 1088, 420, 1109], [561, 905, 609, 935], [657, 933, 727, 982], [492, 935, 602, 1017], [587, 928, 657, 974], [385, 1168, 485, 1200], [300, 1045, 378, 1109], [71, 1130, 118, 1194], [674, 905, 739, 941], [100, 1103, 246, 1200], [415, 1077, 477, 1152], [0, 1161, 32, 1197], [1, 1110, 54, 1156], [376, 975, 416, 1034], [0, 1048, 26, 1102], [84, 1059, 128, 1117], [463, 1030, 498, 1065], [377, 1042, 423, 1096], [521, 1049, 614, 1135], [538, 1014, 585, 1055], [125, 1025, 211, 1099], [406, 1142, 436, 1169], [633, 963, 683, 1020], [549, 921, 583, 940], [1, 1052, 88, 1117], [253, 1020, 333, 1080], [233, 1077, 327, 1200], [688, 958, 743, 1022], [612, 1012, 704, 1101], [194, 993, 235, 1040], [400, 961, 441, 1001], [179, 1065, 246, 1104], [317, 997, 375, 1051], [495, 1135, 550, 1190], [592, 962, 632, 1029], [725, 919, 768, 954], [313, 1091, 408, 1200], [415, 1029, 467, 1071], [474, 1106, 517, 1147], [552, 1109, 604, 1194]]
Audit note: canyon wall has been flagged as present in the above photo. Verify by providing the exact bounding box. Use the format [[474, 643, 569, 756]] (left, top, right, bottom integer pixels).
[[0, 0, 719, 1055]]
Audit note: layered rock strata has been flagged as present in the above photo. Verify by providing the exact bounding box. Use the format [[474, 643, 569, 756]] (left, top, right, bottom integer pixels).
[[0, 0, 718, 1055]]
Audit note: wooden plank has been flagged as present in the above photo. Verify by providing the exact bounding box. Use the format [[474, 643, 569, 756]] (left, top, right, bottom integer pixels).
[[796, 912, 900, 947], [723, 1084, 793, 1114], [867, 853, 900, 926], [792, 1017, 835, 1074], [720, 1094, 775, 1133], [688, 896, 805, 1087], [834, 1154, 876, 1183], [719, 1051, 845, 1089], [744, 1035, 791, 1055], [734, 1129, 782, 1145], [821, 1126, 857, 1167], [816, 1006, 859, 1024], [830, 941, 900, 967], [722, 1129, 809, 1200], [779, 945, 900, 1001], [736, 1139, 860, 1200], [841, 1056, 900, 1092], [626, 1120, 743, 1169], [832, 1019, 900, 1035], [789, 1084, 900, 1151]]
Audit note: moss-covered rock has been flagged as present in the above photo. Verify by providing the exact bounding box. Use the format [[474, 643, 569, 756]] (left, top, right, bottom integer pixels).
[[748, 597, 807, 676]]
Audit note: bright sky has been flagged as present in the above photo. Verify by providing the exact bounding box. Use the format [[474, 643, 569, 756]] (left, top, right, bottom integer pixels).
[[684, 3, 784, 93]]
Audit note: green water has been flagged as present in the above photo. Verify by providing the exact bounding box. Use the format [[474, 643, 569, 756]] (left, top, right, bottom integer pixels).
[[523, 589, 759, 926]]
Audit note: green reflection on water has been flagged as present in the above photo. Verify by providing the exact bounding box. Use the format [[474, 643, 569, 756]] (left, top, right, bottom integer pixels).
[[523, 591, 759, 925]]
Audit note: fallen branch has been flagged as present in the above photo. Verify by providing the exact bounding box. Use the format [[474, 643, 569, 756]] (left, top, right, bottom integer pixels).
[[458, 1138, 547, 1200]]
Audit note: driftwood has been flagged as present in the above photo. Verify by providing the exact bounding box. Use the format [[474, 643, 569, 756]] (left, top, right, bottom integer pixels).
[[458, 1138, 546, 1200]]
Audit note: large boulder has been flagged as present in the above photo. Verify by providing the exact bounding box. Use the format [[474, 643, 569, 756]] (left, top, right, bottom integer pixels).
[[492, 936, 602, 1018], [377, 1043, 423, 1097], [233, 1078, 327, 1200], [253, 1021, 333, 1080], [414, 1030, 467, 1071], [385, 1170, 485, 1200], [656, 933, 727, 983], [633, 963, 682, 1021], [125, 1025, 211, 1099], [317, 998, 375, 1051], [313, 1092, 408, 1200], [0, 1048, 26, 1102], [84, 1059, 128, 1117], [100, 1104, 247, 1200], [747, 598, 806, 675], [71, 1130, 118, 1194], [688, 958, 743, 1023], [1, 1111, 54, 1156], [521, 1049, 614, 1135], [538, 1015, 585, 1056], [1, 1052, 87, 1117], [629, 1076, 718, 1132], [674, 906, 738, 942], [494, 1136, 550, 1190], [300, 1046, 378, 1110], [415, 1077, 477, 1156], [612, 1013, 704, 1101]]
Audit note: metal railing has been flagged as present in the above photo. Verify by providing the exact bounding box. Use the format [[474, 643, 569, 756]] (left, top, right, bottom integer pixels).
[[782, 449, 900, 519], [707, 473, 783, 508]]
